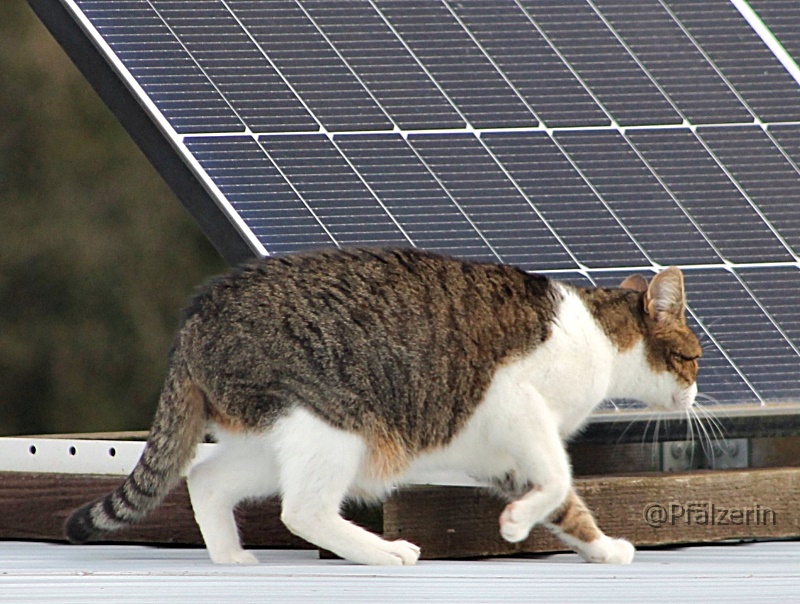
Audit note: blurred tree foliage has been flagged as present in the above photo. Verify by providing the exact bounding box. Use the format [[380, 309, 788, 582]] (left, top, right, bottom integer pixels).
[[0, 1, 228, 436]]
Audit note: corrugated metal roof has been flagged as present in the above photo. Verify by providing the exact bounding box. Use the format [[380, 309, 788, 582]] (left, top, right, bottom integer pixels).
[[1, 540, 797, 603]]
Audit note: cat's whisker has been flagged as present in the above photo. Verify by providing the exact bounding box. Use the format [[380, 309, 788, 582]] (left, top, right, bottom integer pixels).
[[652, 414, 662, 468], [695, 403, 728, 444], [684, 407, 696, 468], [639, 414, 654, 449], [692, 407, 717, 466], [695, 392, 722, 406]]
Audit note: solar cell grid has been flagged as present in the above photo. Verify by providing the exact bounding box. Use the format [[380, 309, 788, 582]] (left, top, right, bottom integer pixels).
[[35, 0, 800, 416]]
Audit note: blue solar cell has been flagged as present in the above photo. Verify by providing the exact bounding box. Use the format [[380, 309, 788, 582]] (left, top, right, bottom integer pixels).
[[150, 0, 318, 133], [444, 0, 609, 128], [184, 136, 333, 254], [372, 0, 538, 129], [518, 0, 681, 126], [626, 128, 793, 263], [75, 0, 244, 134], [226, 1, 392, 132], [408, 133, 576, 271], [664, 0, 800, 122], [258, 135, 409, 247], [698, 126, 800, 256], [334, 133, 497, 261], [482, 132, 646, 268], [592, 0, 751, 124], [554, 129, 722, 266]]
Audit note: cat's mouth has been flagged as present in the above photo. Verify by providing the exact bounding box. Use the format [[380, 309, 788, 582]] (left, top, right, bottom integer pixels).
[[670, 382, 698, 410]]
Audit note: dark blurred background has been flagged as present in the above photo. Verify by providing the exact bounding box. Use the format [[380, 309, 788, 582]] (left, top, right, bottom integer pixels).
[[0, 1, 228, 436]]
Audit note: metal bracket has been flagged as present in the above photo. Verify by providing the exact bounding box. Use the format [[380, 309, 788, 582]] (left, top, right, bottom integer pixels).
[[662, 439, 749, 472]]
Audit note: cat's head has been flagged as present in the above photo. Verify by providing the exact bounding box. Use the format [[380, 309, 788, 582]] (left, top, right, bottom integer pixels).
[[615, 267, 702, 412]]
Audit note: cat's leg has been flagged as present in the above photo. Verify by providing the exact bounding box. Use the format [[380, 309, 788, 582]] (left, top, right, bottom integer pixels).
[[274, 409, 420, 566], [187, 434, 278, 565], [486, 384, 573, 544], [544, 488, 635, 564]]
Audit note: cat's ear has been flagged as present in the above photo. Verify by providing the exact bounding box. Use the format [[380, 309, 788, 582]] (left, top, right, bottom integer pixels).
[[619, 274, 648, 293], [645, 266, 686, 324]]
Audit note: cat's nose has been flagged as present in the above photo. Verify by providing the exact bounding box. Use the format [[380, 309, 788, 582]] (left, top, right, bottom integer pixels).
[[672, 383, 698, 408]]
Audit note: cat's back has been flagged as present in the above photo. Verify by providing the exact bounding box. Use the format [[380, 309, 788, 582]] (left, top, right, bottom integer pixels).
[[178, 248, 559, 448], [184, 247, 552, 330]]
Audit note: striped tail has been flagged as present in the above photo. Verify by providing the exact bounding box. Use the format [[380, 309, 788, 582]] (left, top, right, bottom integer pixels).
[[64, 351, 206, 544]]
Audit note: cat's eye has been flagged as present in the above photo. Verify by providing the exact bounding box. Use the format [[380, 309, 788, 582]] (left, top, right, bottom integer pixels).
[[670, 351, 699, 362]]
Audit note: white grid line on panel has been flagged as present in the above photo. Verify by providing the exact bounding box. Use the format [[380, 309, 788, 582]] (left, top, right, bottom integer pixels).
[[731, 0, 800, 87], [399, 139, 507, 263], [440, 0, 542, 127], [685, 306, 764, 403], [585, 0, 688, 127], [218, 0, 323, 135], [144, 0, 249, 135], [656, 0, 763, 128], [538, 260, 800, 275], [66, 0, 267, 257], [512, 0, 620, 130], [292, 0, 400, 135], [473, 136, 589, 276], [178, 120, 800, 140], [764, 126, 800, 178], [694, 132, 800, 262], [367, 0, 475, 133]]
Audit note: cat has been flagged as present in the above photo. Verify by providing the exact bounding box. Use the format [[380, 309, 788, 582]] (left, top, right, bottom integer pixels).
[[65, 247, 701, 566]]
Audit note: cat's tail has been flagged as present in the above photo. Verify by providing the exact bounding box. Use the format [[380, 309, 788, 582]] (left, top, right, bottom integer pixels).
[[64, 347, 206, 544]]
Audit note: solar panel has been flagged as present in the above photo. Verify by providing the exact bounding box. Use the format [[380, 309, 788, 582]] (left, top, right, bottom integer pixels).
[[28, 0, 800, 428]]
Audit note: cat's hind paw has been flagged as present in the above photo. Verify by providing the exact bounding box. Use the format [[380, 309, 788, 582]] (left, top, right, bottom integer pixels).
[[578, 536, 635, 565]]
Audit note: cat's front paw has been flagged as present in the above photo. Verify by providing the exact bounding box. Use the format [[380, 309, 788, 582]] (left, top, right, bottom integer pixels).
[[209, 548, 259, 565], [579, 536, 635, 564], [499, 501, 533, 543], [387, 540, 421, 566], [365, 539, 422, 566]]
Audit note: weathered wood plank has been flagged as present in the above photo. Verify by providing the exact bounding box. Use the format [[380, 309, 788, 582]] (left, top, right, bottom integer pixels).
[[0, 472, 309, 549], [3, 468, 799, 560], [383, 467, 800, 559]]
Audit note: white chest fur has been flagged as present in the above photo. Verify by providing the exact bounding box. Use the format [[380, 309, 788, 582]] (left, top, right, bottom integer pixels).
[[400, 285, 618, 486]]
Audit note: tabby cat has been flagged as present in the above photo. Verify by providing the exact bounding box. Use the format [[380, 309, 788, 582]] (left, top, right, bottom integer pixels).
[[65, 248, 701, 566]]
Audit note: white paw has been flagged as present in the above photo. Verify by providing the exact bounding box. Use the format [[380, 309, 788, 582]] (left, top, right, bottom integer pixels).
[[499, 501, 533, 543], [209, 548, 259, 565], [579, 536, 635, 565], [378, 540, 421, 566]]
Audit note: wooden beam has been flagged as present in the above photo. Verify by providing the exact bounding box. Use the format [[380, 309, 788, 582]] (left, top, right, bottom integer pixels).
[[2, 468, 798, 559], [0, 472, 309, 549], [383, 467, 800, 559]]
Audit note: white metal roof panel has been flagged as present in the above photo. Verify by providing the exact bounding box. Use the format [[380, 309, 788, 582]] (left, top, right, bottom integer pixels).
[[1, 540, 798, 603]]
